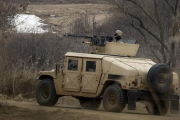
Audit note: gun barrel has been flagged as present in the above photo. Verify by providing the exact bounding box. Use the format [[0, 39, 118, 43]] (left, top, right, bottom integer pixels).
[[65, 34, 92, 39], [64, 34, 113, 46]]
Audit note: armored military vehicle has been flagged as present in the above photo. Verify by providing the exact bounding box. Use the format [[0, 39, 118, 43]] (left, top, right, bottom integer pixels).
[[36, 35, 179, 115]]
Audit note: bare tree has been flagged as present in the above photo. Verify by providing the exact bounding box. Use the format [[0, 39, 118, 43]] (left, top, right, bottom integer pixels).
[[109, 0, 180, 69], [0, 0, 20, 31]]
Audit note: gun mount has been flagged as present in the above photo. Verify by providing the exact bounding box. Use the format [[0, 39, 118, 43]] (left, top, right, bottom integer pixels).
[[64, 34, 113, 46], [64, 34, 140, 57]]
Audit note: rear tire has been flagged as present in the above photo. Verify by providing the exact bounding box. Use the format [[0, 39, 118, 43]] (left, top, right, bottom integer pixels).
[[36, 79, 59, 106], [103, 84, 127, 112], [146, 100, 169, 115], [79, 98, 101, 110]]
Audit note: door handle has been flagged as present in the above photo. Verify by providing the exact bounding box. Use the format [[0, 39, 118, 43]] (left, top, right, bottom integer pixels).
[[78, 75, 81, 80]]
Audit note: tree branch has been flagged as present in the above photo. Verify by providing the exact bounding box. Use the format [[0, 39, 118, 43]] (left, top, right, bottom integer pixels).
[[125, 12, 170, 54], [164, 0, 175, 13], [174, 0, 179, 15], [153, 0, 167, 62], [113, 0, 170, 54], [127, 0, 158, 26], [112, 0, 124, 11], [128, 20, 162, 62]]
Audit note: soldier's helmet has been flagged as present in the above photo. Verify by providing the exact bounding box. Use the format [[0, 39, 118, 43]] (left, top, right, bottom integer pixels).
[[115, 30, 123, 36], [115, 30, 122, 41]]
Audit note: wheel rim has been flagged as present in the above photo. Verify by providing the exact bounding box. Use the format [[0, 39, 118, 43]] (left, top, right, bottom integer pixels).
[[157, 73, 167, 86], [109, 93, 117, 105], [41, 86, 50, 99], [157, 71, 171, 88]]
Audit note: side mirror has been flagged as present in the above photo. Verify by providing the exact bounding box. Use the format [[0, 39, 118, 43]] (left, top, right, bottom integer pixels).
[[55, 63, 63, 75]]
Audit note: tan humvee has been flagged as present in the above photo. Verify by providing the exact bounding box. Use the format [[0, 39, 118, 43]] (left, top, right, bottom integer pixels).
[[36, 38, 179, 115]]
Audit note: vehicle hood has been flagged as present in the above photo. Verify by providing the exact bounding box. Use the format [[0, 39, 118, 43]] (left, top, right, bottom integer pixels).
[[102, 56, 156, 78]]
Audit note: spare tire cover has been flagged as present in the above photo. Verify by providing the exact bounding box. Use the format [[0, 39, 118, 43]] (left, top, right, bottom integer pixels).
[[147, 63, 173, 93]]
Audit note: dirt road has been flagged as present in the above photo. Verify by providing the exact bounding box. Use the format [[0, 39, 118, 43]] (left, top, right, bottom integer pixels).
[[0, 100, 179, 120]]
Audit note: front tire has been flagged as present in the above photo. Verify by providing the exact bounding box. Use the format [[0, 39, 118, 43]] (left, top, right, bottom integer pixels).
[[103, 84, 127, 112], [36, 79, 59, 106]]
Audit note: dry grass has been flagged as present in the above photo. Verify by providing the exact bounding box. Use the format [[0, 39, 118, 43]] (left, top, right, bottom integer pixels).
[[0, 32, 88, 98], [27, 4, 111, 33]]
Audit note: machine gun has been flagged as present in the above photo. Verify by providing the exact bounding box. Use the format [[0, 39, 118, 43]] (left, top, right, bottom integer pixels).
[[64, 34, 113, 46]]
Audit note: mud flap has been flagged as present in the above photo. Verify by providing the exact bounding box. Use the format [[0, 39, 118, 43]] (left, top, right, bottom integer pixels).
[[128, 90, 139, 110], [170, 96, 179, 114]]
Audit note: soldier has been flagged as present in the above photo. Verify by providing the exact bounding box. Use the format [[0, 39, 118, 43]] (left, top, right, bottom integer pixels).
[[114, 30, 124, 43]]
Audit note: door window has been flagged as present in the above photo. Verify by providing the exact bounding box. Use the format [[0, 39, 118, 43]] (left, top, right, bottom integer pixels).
[[68, 60, 78, 71], [86, 61, 96, 72]]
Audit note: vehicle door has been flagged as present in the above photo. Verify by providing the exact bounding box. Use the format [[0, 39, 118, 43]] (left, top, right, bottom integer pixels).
[[81, 58, 102, 93], [63, 57, 82, 92]]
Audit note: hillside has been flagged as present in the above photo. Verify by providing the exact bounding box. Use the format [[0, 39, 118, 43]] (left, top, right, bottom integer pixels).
[[27, 4, 111, 33]]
